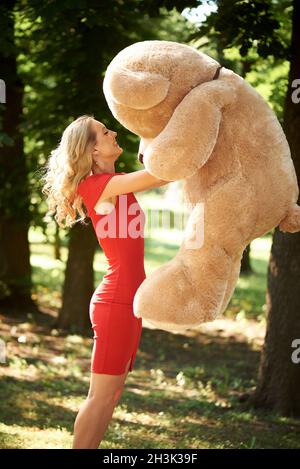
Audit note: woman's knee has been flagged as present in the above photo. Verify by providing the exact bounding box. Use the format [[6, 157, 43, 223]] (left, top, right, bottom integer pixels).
[[87, 367, 129, 403], [87, 357, 131, 402], [85, 385, 124, 411], [86, 392, 116, 410]]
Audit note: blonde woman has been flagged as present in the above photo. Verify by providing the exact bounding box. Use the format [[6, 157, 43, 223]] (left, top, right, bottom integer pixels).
[[42, 114, 169, 449]]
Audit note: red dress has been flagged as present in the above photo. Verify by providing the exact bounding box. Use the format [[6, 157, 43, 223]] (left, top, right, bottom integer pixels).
[[77, 172, 146, 375]]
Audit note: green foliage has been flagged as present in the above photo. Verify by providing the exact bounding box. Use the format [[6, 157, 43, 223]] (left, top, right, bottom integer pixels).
[[187, 0, 292, 124], [2, 0, 293, 230], [11, 0, 199, 231], [246, 57, 289, 123], [189, 0, 292, 59]]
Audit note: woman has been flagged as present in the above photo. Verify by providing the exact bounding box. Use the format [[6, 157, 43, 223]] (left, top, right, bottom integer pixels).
[[42, 114, 169, 449]]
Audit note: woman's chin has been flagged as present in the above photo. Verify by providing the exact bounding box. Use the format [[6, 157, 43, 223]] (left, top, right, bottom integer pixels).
[[114, 147, 123, 158]]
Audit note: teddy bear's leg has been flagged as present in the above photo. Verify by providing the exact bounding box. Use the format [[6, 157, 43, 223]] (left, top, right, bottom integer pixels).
[[133, 241, 232, 331], [133, 175, 256, 332]]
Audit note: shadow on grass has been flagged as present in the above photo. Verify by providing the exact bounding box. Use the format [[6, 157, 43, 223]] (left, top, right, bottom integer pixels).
[[0, 378, 76, 434], [1, 312, 300, 448]]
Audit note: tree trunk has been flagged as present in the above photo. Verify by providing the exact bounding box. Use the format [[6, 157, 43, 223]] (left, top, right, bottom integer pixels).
[[56, 221, 98, 333], [0, 1, 35, 313], [253, 0, 300, 417]]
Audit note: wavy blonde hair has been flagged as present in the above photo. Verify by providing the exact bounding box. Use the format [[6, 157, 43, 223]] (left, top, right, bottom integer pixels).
[[41, 114, 98, 228]]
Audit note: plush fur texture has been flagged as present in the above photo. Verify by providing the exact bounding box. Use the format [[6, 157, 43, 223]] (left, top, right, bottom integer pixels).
[[103, 40, 300, 332]]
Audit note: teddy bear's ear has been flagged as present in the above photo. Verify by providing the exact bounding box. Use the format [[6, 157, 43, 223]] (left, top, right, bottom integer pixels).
[[103, 67, 170, 110]]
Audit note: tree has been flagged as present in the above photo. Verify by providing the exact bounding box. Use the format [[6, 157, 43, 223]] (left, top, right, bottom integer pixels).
[[0, 0, 37, 312], [253, 0, 300, 416], [58, 222, 98, 332]]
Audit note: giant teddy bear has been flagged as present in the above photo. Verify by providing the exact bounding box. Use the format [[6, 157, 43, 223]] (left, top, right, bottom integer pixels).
[[103, 40, 300, 332]]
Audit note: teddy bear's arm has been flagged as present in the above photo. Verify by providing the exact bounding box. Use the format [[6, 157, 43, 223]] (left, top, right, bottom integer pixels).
[[144, 80, 235, 181]]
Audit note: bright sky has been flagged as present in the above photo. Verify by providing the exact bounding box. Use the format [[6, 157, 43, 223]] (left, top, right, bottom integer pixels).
[[181, 0, 217, 25]]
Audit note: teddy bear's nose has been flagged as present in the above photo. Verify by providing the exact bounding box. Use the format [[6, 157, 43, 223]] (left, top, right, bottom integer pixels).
[[138, 153, 144, 164]]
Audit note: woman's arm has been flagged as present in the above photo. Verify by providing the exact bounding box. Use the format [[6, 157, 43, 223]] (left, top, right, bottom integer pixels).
[[134, 178, 170, 192], [94, 170, 171, 208]]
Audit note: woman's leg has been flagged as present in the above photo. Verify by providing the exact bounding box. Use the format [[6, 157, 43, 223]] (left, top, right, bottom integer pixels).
[[72, 357, 132, 449]]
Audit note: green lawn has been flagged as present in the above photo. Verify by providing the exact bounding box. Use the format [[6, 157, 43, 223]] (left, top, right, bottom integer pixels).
[[1, 190, 299, 449]]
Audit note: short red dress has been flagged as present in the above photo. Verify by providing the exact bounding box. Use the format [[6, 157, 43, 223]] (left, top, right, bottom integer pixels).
[[77, 172, 146, 375]]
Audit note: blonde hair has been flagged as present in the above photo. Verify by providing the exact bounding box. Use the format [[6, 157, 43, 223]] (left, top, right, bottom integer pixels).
[[41, 114, 97, 228]]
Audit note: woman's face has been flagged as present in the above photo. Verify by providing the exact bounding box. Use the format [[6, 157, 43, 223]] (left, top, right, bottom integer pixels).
[[90, 119, 123, 162]]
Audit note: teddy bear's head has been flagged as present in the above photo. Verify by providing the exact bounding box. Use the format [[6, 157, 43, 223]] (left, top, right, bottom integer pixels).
[[103, 40, 221, 170]]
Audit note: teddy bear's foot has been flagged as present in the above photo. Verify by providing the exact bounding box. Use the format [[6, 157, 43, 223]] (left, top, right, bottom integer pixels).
[[133, 245, 232, 332]]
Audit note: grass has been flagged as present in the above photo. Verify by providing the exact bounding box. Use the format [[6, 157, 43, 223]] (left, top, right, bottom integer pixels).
[[1, 189, 300, 449]]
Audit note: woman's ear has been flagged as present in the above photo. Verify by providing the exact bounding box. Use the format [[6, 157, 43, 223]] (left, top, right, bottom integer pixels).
[[92, 147, 99, 157]]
